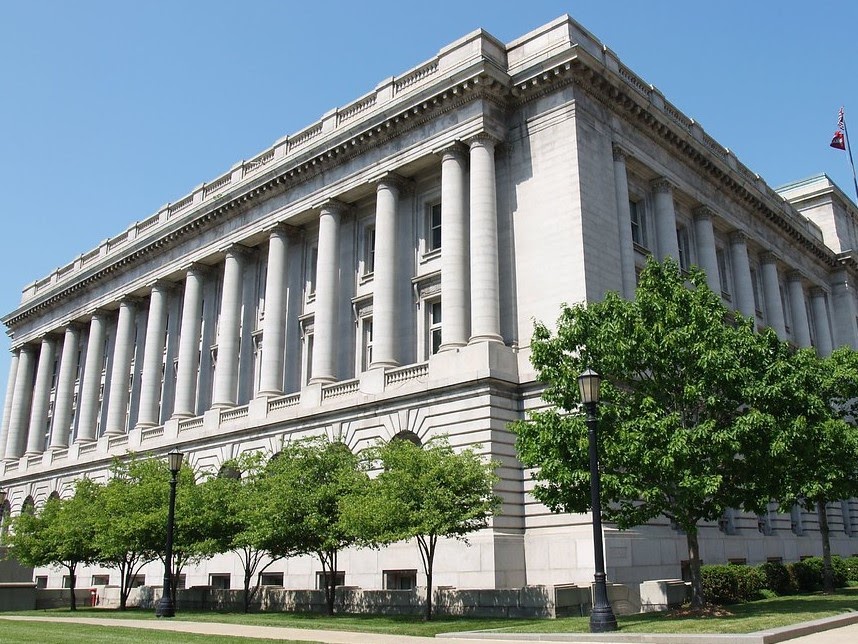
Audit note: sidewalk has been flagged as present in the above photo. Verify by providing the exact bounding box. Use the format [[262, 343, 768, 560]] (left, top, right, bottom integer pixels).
[[3, 612, 858, 644]]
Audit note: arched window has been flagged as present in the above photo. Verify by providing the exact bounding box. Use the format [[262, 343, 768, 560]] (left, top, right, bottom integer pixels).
[[48, 491, 61, 503], [21, 496, 36, 516], [217, 464, 241, 480], [391, 431, 422, 447], [0, 500, 11, 545]]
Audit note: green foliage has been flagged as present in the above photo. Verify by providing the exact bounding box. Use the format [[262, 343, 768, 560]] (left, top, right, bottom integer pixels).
[[788, 557, 849, 592], [843, 556, 858, 581], [346, 437, 500, 620], [6, 479, 101, 610], [701, 564, 764, 604], [259, 436, 369, 615], [757, 561, 797, 596], [513, 257, 776, 607]]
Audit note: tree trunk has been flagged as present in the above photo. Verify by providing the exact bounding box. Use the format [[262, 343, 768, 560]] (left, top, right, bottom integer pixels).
[[686, 528, 704, 608], [67, 563, 77, 611], [817, 499, 834, 594], [118, 561, 129, 611], [243, 566, 252, 614]]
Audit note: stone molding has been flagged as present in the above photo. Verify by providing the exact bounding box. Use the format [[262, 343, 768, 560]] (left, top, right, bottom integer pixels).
[[650, 177, 674, 194], [692, 205, 715, 222]]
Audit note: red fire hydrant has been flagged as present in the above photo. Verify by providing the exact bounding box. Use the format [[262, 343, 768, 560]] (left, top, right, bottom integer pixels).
[[90, 588, 98, 607]]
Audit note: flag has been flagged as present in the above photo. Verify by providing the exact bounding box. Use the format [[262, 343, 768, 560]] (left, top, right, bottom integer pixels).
[[831, 130, 846, 150], [831, 107, 846, 150]]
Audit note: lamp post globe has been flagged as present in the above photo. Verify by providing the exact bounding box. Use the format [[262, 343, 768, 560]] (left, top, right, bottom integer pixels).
[[155, 448, 183, 618], [578, 368, 618, 633]]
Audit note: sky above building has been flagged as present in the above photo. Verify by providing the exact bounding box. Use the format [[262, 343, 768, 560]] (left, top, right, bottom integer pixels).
[[1, 0, 857, 383]]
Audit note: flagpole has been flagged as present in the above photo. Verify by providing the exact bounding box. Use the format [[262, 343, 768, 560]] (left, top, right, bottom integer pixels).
[[843, 114, 858, 204]]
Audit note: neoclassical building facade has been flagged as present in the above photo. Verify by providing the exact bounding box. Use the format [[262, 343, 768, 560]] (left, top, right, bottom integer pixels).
[[2, 15, 858, 598]]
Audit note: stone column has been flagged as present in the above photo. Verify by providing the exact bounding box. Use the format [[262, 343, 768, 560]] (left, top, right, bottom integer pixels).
[[258, 226, 291, 396], [760, 253, 787, 339], [810, 288, 834, 356], [829, 269, 858, 350], [612, 145, 636, 299], [468, 134, 503, 344], [76, 312, 108, 443], [5, 345, 36, 459], [136, 282, 170, 427], [0, 351, 20, 459], [212, 245, 251, 408], [25, 336, 58, 455], [173, 264, 207, 418], [439, 143, 469, 350], [787, 273, 812, 348], [729, 231, 756, 320], [49, 324, 81, 449], [102, 298, 138, 435], [310, 201, 345, 384], [651, 178, 680, 262], [692, 206, 720, 293], [371, 174, 404, 368]]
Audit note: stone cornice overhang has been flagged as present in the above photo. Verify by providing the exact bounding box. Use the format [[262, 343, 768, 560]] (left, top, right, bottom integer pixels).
[[3, 59, 512, 333], [509, 44, 840, 271]]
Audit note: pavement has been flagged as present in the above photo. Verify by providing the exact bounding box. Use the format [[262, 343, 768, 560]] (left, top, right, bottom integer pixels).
[[2, 612, 858, 644]]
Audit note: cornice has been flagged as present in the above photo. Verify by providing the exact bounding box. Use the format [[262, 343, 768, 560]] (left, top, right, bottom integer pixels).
[[4, 66, 510, 331]]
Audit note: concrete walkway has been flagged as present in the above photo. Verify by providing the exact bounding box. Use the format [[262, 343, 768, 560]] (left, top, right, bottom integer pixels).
[[3, 612, 858, 644]]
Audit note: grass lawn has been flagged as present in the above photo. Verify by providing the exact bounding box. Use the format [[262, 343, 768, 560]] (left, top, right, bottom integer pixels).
[[6, 588, 858, 637], [0, 620, 315, 644]]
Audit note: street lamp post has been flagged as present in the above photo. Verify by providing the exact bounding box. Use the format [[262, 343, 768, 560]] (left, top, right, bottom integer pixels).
[[578, 368, 618, 633], [155, 448, 183, 618]]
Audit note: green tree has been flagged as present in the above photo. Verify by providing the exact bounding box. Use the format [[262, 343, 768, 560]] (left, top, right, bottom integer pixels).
[[94, 459, 160, 610], [759, 346, 858, 593], [347, 437, 500, 620], [201, 453, 291, 613], [7, 479, 100, 610], [514, 257, 775, 607], [260, 436, 369, 615]]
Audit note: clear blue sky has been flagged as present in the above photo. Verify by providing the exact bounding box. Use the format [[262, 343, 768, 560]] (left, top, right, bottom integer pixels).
[[1, 1, 857, 384]]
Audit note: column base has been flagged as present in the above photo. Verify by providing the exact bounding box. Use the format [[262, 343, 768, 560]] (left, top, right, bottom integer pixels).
[[210, 402, 237, 410], [369, 360, 399, 370], [308, 376, 336, 386], [468, 333, 504, 345], [438, 342, 467, 353], [255, 389, 285, 399]]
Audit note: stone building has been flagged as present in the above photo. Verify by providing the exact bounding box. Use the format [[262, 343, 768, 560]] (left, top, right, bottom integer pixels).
[[1, 15, 857, 601]]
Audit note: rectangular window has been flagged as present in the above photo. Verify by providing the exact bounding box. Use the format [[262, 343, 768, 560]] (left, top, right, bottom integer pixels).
[[260, 572, 284, 587], [384, 569, 417, 590], [716, 248, 731, 297], [779, 284, 791, 334], [129, 575, 146, 588], [676, 227, 690, 272], [62, 575, 76, 589], [630, 200, 648, 248], [749, 267, 763, 317], [364, 226, 376, 275], [360, 318, 373, 372], [429, 301, 442, 357], [209, 573, 231, 589], [35, 576, 48, 589], [91, 575, 110, 586], [175, 574, 186, 590], [316, 571, 344, 590], [307, 246, 318, 296], [428, 202, 442, 252], [304, 333, 314, 385]]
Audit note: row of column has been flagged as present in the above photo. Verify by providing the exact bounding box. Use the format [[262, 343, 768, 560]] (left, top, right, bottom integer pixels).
[[612, 145, 850, 355], [0, 132, 506, 459]]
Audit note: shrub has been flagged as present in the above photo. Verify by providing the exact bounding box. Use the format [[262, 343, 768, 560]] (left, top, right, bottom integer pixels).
[[701, 564, 764, 604], [757, 561, 797, 595], [843, 556, 858, 582], [788, 557, 848, 592]]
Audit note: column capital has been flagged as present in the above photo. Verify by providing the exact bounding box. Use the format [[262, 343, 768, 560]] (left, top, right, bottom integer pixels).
[[810, 286, 829, 298], [315, 198, 351, 218], [435, 140, 468, 160], [759, 251, 779, 266], [693, 205, 716, 222], [466, 131, 503, 149], [219, 242, 256, 260], [373, 171, 412, 194], [612, 143, 630, 162], [145, 278, 177, 293], [263, 222, 301, 239], [729, 230, 748, 246], [116, 294, 144, 308], [650, 177, 675, 194], [787, 270, 805, 284], [179, 261, 212, 277], [84, 308, 112, 322]]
